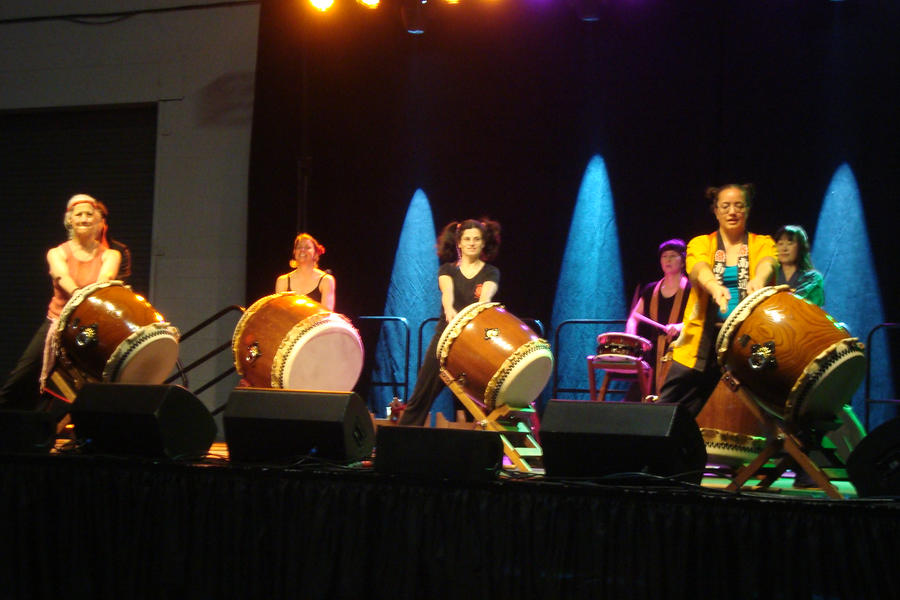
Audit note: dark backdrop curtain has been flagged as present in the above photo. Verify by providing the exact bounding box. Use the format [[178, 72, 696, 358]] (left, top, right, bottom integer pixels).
[[246, 0, 900, 325]]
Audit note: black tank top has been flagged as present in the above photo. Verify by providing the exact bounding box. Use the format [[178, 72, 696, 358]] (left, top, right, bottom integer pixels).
[[288, 273, 325, 304]]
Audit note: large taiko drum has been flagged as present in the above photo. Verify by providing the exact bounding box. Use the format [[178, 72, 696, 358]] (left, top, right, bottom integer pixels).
[[716, 285, 866, 422], [437, 303, 553, 410], [695, 379, 768, 467], [55, 281, 180, 384], [232, 292, 363, 391]]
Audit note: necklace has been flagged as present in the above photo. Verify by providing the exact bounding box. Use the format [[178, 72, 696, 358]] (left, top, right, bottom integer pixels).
[[458, 260, 483, 278]]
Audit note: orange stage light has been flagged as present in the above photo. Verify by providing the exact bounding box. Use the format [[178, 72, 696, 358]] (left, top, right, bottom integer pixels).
[[309, 0, 335, 12]]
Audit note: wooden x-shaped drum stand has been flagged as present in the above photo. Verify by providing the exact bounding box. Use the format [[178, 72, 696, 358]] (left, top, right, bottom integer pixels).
[[722, 372, 844, 499], [438, 369, 542, 473]]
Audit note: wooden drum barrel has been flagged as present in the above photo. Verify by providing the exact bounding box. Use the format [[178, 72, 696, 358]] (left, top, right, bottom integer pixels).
[[55, 281, 179, 384], [232, 292, 363, 391], [437, 303, 553, 410], [716, 286, 866, 422]]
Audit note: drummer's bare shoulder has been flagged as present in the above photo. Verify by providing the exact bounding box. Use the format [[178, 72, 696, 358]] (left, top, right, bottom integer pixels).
[[47, 243, 76, 278], [99, 247, 121, 281], [275, 273, 290, 292], [315, 268, 335, 284], [317, 269, 336, 311]]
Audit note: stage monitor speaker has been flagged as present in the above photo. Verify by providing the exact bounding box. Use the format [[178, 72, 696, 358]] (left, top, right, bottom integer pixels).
[[223, 388, 375, 463], [70, 383, 216, 459], [374, 426, 503, 482], [846, 417, 900, 497], [0, 409, 56, 454], [540, 400, 707, 484]]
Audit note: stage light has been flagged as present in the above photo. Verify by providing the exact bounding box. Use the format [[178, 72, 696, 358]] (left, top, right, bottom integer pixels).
[[811, 163, 894, 430], [372, 190, 440, 418], [570, 0, 603, 22], [357, 0, 380, 8], [401, 0, 427, 35], [550, 155, 625, 405], [310, 0, 335, 12]]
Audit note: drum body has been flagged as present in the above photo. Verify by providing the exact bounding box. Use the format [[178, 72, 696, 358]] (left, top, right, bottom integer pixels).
[[232, 292, 363, 391], [695, 379, 767, 467], [595, 332, 651, 360], [717, 286, 865, 421], [437, 303, 553, 410], [55, 281, 179, 384]]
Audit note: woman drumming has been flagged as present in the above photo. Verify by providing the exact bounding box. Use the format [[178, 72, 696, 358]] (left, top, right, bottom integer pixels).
[[657, 184, 776, 417], [397, 218, 501, 427], [275, 233, 336, 311], [625, 238, 691, 396], [0, 194, 121, 411], [774, 224, 824, 307]]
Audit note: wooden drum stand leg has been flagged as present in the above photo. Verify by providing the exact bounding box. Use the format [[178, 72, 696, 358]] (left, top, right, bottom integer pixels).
[[439, 370, 542, 473], [723, 373, 843, 499]]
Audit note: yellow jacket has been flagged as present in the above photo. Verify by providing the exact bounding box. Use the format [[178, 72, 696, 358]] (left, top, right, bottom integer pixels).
[[671, 231, 776, 369]]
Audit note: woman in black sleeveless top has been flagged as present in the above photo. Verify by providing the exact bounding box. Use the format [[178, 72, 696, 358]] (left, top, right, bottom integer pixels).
[[275, 233, 336, 310]]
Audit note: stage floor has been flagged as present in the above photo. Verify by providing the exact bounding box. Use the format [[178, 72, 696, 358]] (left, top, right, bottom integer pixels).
[[7, 432, 897, 599], [53, 439, 858, 500]]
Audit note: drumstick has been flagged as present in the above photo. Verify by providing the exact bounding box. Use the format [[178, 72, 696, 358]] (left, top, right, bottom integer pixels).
[[632, 311, 669, 333]]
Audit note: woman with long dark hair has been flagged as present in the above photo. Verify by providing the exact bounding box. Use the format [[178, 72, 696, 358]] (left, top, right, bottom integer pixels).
[[397, 218, 501, 426]]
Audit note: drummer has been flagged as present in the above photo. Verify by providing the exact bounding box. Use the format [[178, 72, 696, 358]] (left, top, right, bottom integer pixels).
[[625, 238, 690, 397], [0, 194, 120, 412], [397, 218, 501, 426], [774, 224, 824, 307], [275, 233, 336, 311], [656, 184, 776, 416]]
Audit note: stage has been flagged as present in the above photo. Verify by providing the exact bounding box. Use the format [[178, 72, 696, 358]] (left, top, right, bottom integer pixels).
[[2, 436, 899, 600]]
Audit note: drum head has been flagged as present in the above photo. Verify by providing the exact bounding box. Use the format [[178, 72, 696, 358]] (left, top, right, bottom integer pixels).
[[495, 345, 554, 408], [279, 317, 364, 391], [792, 343, 866, 421], [111, 334, 180, 384]]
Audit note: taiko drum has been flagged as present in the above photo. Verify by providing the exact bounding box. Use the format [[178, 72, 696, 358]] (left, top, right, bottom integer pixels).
[[437, 302, 553, 410], [55, 281, 179, 384], [716, 286, 865, 422], [232, 292, 363, 391]]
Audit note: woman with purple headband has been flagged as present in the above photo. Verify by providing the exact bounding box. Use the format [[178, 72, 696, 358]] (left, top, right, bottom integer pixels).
[[625, 238, 691, 396]]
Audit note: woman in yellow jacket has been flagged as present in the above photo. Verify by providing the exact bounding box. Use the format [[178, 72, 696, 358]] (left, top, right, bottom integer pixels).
[[658, 184, 776, 416]]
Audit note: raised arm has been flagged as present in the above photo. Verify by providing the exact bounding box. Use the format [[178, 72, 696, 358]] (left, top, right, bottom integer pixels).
[[478, 280, 498, 303], [319, 273, 336, 311], [625, 297, 645, 335], [98, 249, 121, 282], [47, 247, 79, 296], [439, 274, 456, 322]]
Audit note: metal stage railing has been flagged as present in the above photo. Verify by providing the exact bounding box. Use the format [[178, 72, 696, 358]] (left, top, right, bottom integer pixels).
[[164, 305, 246, 406], [162, 307, 550, 413], [552, 318, 626, 398], [356, 315, 410, 404], [863, 322, 900, 431]]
